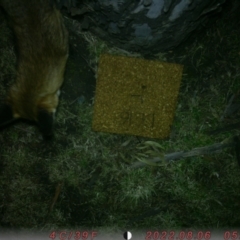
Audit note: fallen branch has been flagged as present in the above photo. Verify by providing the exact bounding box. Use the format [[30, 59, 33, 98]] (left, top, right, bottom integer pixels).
[[130, 136, 236, 169]]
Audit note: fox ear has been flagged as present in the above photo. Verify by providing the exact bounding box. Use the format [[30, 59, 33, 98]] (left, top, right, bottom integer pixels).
[[0, 103, 16, 127], [37, 109, 54, 140]]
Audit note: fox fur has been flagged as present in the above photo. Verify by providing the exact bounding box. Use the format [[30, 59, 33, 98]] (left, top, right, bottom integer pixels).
[[0, 0, 69, 139]]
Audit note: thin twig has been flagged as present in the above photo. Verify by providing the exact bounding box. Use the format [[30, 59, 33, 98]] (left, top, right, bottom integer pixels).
[[49, 182, 63, 212], [206, 120, 240, 135], [14, 125, 34, 134]]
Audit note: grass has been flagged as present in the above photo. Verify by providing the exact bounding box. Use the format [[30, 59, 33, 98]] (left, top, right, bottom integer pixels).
[[0, 2, 240, 233]]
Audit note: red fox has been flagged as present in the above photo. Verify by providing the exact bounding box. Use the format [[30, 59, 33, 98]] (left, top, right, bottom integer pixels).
[[0, 0, 69, 139]]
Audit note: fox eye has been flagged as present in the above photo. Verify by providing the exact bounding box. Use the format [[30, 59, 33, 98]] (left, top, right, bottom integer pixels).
[[37, 109, 54, 140]]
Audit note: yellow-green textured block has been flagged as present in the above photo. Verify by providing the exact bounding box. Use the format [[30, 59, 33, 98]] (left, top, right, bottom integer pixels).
[[92, 54, 183, 139]]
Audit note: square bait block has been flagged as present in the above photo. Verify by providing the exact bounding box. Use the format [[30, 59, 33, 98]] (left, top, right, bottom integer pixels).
[[92, 54, 183, 139]]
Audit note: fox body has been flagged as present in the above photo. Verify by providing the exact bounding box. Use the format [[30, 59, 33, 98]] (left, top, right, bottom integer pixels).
[[0, 0, 69, 139]]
